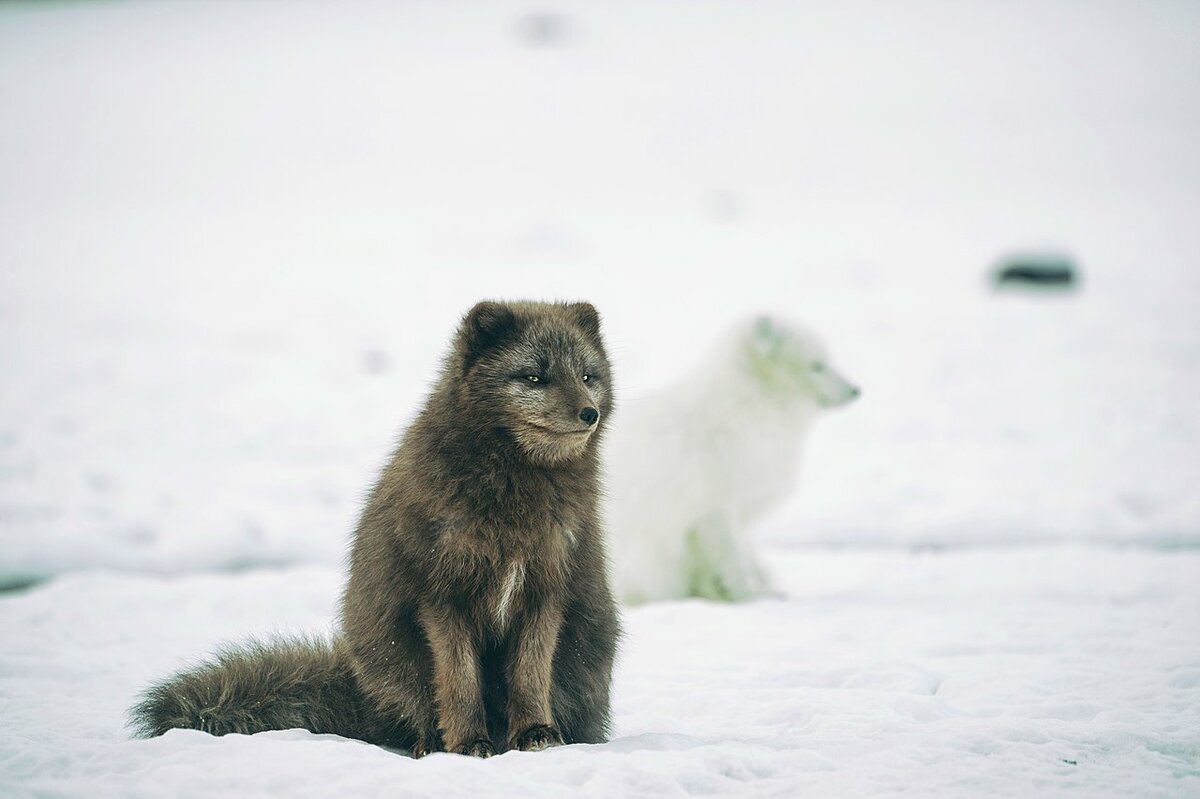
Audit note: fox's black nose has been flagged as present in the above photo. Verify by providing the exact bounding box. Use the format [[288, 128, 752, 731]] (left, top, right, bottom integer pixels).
[[579, 407, 599, 426]]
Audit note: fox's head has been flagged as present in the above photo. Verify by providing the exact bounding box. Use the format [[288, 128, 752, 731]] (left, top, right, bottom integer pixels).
[[453, 300, 613, 465], [743, 315, 860, 408]]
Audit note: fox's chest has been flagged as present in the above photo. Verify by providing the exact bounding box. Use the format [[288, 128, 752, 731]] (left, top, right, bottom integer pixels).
[[430, 522, 574, 627], [488, 558, 527, 630]]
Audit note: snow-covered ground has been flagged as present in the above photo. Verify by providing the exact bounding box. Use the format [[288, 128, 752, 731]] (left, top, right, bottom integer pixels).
[[2, 0, 1198, 796], [2, 547, 1197, 797]]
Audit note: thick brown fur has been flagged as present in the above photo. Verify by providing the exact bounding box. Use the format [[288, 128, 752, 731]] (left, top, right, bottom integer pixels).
[[130, 301, 620, 757]]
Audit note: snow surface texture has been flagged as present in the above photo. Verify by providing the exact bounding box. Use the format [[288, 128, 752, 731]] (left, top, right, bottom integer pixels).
[[2, 549, 1198, 797], [2, 0, 1199, 796]]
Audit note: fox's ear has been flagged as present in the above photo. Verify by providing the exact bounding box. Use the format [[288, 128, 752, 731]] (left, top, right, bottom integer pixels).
[[567, 302, 601, 339], [461, 301, 519, 364]]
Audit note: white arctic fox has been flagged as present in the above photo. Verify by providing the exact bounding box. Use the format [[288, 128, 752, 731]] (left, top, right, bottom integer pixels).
[[604, 315, 859, 603]]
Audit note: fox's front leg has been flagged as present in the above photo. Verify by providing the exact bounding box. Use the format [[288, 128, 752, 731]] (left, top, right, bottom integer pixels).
[[505, 603, 565, 751], [418, 606, 492, 757]]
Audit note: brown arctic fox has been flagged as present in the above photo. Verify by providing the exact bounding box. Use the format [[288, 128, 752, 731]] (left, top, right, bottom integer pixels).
[[130, 301, 619, 757]]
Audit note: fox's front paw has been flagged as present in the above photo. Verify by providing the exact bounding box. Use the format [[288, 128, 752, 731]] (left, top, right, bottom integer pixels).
[[411, 732, 443, 759], [512, 724, 564, 752], [458, 739, 495, 758]]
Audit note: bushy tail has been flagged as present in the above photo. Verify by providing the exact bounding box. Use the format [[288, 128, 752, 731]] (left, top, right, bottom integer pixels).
[[129, 636, 405, 746]]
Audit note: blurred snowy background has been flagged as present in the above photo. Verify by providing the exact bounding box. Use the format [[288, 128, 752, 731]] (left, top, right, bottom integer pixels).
[[2, 3, 1199, 795], [3, 0, 1197, 584]]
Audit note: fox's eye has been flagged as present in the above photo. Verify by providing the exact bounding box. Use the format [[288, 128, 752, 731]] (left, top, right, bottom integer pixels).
[[582, 374, 591, 382], [526, 375, 540, 383]]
